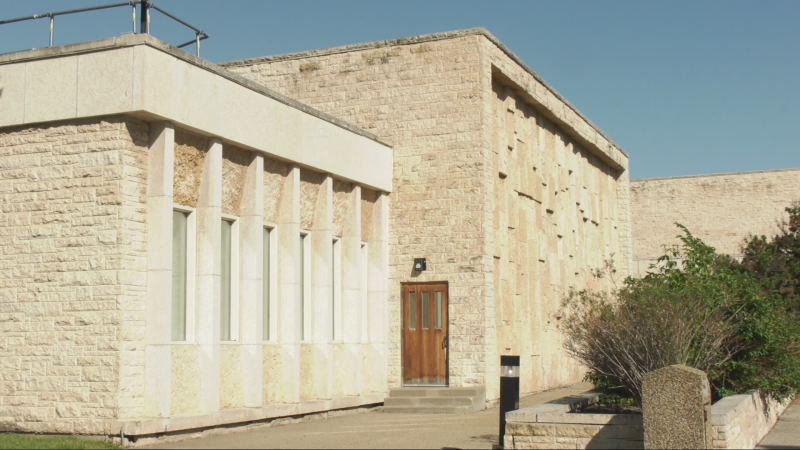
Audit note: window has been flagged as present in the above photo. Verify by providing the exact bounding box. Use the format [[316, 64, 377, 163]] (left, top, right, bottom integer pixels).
[[263, 227, 271, 341], [300, 232, 310, 341], [422, 291, 429, 330], [332, 238, 341, 341], [172, 210, 188, 341], [409, 291, 416, 330], [435, 291, 443, 329], [221, 219, 233, 341], [360, 242, 368, 342]]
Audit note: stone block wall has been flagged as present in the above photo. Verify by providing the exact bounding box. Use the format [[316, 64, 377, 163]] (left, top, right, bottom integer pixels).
[[711, 392, 791, 449], [631, 169, 800, 276], [0, 116, 149, 434], [223, 33, 491, 392], [222, 29, 631, 399], [488, 79, 624, 397]]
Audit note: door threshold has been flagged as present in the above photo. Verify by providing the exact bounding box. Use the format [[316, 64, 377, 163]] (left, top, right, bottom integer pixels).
[[401, 384, 449, 388]]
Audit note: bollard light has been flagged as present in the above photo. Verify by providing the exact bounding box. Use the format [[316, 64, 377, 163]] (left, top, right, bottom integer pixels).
[[499, 355, 520, 448]]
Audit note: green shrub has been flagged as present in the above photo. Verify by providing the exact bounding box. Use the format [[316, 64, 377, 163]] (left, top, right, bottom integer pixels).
[[562, 223, 800, 404]]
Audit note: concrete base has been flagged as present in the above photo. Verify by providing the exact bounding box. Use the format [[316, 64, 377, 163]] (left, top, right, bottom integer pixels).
[[117, 393, 386, 438], [383, 386, 486, 414]]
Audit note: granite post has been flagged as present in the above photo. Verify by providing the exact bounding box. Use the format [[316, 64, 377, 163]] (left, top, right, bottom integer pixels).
[[643, 364, 712, 449]]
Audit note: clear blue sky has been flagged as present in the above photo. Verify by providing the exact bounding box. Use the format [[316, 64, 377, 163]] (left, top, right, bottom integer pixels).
[[2, 1, 798, 179]]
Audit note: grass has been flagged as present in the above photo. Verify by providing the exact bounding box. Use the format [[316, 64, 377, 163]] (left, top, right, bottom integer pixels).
[[0, 433, 118, 449]]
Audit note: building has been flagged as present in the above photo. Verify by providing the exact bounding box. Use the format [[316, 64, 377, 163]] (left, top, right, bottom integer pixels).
[[0, 27, 633, 439], [631, 168, 800, 276], [221, 28, 632, 404], [0, 35, 392, 436]]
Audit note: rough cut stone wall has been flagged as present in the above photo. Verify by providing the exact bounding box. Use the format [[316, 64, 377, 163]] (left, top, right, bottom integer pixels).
[[489, 80, 622, 396], [225, 34, 490, 392], [223, 30, 630, 399], [0, 116, 149, 433], [631, 169, 800, 276]]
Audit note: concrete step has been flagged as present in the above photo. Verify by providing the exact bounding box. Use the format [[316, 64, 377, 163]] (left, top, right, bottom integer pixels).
[[382, 386, 486, 414], [387, 387, 485, 398], [384, 396, 475, 407], [382, 405, 475, 414]]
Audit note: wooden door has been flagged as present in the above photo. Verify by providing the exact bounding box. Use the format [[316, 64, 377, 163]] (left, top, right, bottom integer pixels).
[[402, 283, 448, 386]]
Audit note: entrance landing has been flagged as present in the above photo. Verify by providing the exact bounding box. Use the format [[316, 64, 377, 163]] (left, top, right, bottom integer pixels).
[[383, 386, 486, 414]]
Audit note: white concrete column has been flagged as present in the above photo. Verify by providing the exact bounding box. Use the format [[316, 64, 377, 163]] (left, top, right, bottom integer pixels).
[[144, 121, 174, 418], [367, 192, 389, 393], [341, 185, 362, 396], [195, 138, 222, 413], [239, 154, 264, 407], [310, 175, 333, 399], [277, 166, 301, 404]]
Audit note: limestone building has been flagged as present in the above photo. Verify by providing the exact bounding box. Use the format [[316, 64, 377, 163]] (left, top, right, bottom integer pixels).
[[631, 168, 800, 276], [0, 27, 632, 438], [0, 36, 392, 435], [221, 28, 632, 404]]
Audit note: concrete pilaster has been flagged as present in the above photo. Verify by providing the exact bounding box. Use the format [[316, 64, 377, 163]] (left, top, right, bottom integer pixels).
[[196, 138, 222, 413], [277, 166, 301, 404], [144, 122, 174, 418], [238, 154, 264, 407], [309, 175, 333, 400], [341, 185, 362, 396], [367, 192, 389, 394]]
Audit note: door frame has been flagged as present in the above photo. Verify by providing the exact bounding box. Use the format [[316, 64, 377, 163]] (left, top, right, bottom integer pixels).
[[400, 281, 449, 387]]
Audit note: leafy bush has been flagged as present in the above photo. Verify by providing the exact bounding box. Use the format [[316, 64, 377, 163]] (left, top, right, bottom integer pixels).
[[561, 222, 800, 404]]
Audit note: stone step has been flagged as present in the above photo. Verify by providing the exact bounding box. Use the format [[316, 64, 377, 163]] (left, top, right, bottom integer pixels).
[[382, 405, 475, 414], [382, 386, 486, 414], [384, 396, 475, 407], [387, 387, 485, 398]]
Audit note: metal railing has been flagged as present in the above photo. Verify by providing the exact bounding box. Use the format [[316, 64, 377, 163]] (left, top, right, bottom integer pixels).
[[0, 1, 209, 57]]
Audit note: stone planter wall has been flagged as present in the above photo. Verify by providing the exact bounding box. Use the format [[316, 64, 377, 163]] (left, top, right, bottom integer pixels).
[[504, 392, 644, 450], [504, 390, 793, 450], [711, 392, 790, 449]]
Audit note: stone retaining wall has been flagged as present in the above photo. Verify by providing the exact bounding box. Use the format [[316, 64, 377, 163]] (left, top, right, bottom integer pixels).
[[711, 392, 790, 449], [504, 392, 643, 449], [505, 390, 793, 450]]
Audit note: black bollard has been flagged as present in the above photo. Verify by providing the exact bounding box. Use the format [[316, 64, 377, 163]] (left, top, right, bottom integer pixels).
[[498, 355, 520, 448]]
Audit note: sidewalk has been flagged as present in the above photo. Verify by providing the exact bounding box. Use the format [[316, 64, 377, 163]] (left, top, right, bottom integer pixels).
[[756, 397, 800, 449], [141, 382, 593, 449]]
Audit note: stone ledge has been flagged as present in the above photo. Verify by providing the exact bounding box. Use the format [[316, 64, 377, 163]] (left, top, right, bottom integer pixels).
[[710, 391, 792, 449]]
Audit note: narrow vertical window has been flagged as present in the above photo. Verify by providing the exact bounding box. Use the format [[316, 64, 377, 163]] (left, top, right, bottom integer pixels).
[[172, 210, 188, 341], [360, 243, 368, 341], [409, 291, 416, 330], [422, 291, 430, 330], [263, 227, 271, 341], [331, 239, 336, 340], [221, 219, 232, 341], [435, 291, 442, 329], [300, 233, 306, 341]]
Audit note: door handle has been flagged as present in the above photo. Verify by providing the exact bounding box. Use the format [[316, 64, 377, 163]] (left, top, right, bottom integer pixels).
[[442, 335, 448, 350]]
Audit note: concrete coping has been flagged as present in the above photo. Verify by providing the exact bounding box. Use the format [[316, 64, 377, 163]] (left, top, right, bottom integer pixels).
[[632, 166, 800, 183], [219, 27, 627, 159], [0, 34, 392, 149], [505, 391, 600, 422]]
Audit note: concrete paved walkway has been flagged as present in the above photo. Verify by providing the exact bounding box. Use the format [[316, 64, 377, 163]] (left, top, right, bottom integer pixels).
[[756, 398, 800, 449], [142, 383, 593, 449]]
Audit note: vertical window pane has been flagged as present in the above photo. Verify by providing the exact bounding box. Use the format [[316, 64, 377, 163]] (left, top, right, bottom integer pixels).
[[172, 211, 188, 341], [221, 220, 232, 341], [332, 240, 336, 341], [300, 234, 305, 340], [409, 292, 416, 330], [422, 292, 429, 330], [435, 291, 442, 329], [263, 227, 270, 341]]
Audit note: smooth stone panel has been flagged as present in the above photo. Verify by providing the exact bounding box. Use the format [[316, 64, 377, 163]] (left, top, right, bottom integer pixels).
[[0, 63, 26, 127], [77, 48, 134, 117], [24, 56, 78, 124]]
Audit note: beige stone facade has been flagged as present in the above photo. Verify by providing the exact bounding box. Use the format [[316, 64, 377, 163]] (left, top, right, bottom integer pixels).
[[631, 168, 800, 276], [0, 36, 391, 436], [222, 28, 631, 401]]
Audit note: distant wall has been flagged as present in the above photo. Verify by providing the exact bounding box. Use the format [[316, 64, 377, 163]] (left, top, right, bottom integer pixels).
[[631, 169, 800, 277]]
